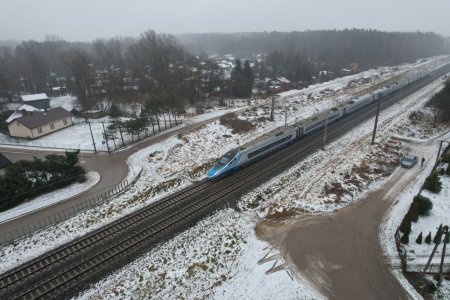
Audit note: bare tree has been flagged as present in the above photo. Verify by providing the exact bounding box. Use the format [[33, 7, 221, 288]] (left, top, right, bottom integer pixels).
[[62, 49, 95, 109]]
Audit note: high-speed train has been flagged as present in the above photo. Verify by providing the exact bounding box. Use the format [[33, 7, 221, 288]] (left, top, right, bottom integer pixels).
[[207, 69, 429, 180]]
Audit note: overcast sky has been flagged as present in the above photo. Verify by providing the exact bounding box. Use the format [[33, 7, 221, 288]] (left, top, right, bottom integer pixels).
[[1, 0, 449, 41]]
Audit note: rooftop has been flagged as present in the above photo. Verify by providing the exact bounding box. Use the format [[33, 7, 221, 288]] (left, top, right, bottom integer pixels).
[[14, 107, 72, 129], [21, 93, 49, 102]]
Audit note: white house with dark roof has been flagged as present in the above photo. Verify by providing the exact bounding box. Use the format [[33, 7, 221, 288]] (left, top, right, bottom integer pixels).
[[21, 93, 50, 109], [7, 107, 73, 139]]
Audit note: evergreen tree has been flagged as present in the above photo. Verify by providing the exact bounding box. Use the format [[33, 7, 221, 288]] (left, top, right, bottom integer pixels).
[[399, 214, 412, 234], [423, 171, 442, 193], [230, 59, 246, 98], [242, 60, 254, 98], [303, 62, 312, 83], [408, 203, 419, 222], [425, 232, 432, 244], [109, 103, 122, 120], [433, 224, 443, 244], [400, 232, 409, 245], [413, 194, 433, 216], [416, 232, 423, 244]]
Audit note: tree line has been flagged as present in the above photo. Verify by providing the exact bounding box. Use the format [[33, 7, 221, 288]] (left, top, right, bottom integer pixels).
[[179, 29, 450, 81], [1, 29, 449, 112], [0, 150, 86, 212]]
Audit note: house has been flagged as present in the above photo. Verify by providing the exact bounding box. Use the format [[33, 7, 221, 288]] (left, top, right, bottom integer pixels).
[[21, 93, 50, 109], [0, 153, 12, 176], [266, 77, 292, 94], [80, 110, 105, 119], [7, 107, 73, 139]]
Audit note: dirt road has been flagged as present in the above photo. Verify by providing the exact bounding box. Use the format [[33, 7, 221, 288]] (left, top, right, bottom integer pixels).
[[258, 140, 437, 299]]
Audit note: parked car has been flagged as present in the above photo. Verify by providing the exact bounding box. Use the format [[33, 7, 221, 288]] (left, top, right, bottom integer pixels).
[[401, 154, 418, 168], [386, 139, 402, 149]]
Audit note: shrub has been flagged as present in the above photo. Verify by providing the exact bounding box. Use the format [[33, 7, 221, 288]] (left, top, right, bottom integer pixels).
[[434, 224, 443, 244], [77, 174, 87, 183], [446, 164, 450, 175], [416, 232, 423, 244], [425, 232, 432, 244], [413, 195, 433, 216], [423, 171, 442, 193], [219, 113, 255, 134], [399, 214, 412, 234], [408, 202, 419, 222], [401, 232, 409, 244]]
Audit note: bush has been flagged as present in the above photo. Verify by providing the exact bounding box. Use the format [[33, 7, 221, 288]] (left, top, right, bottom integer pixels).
[[77, 174, 87, 183], [399, 214, 412, 234], [413, 195, 433, 216], [446, 164, 450, 175], [408, 202, 419, 222], [416, 232, 423, 244], [401, 232, 410, 244], [423, 171, 442, 193], [434, 224, 443, 244], [425, 232, 432, 244], [219, 113, 255, 134]]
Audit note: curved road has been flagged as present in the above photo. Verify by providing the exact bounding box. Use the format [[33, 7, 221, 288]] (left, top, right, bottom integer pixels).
[[258, 139, 436, 299], [0, 116, 225, 235]]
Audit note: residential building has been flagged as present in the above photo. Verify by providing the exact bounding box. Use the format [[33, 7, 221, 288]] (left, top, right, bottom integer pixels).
[[7, 107, 73, 139], [21, 93, 50, 109]]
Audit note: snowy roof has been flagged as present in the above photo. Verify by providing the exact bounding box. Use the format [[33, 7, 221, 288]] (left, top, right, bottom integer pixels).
[[6, 104, 43, 123], [21, 93, 49, 102], [13, 107, 72, 129], [277, 77, 290, 83]]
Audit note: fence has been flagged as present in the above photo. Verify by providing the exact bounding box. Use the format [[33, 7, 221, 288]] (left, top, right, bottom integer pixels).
[[0, 118, 183, 153], [0, 178, 133, 246], [395, 228, 408, 271]]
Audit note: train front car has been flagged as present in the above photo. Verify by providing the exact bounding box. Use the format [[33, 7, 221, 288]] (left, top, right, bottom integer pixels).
[[207, 148, 240, 180]]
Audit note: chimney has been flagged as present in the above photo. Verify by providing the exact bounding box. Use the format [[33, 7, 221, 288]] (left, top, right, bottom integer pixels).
[[21, 109, 26, 116]]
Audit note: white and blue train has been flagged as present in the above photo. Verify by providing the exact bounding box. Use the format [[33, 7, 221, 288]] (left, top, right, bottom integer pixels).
[[207, 70, 427, 180]]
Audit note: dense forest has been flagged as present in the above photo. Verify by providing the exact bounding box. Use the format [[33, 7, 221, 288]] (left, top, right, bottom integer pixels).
[[0, 29, 448, 111]]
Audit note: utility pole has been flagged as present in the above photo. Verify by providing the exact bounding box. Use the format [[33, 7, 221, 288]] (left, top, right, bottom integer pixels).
[[423, 224, 443, 274], [270, 96, 275, 121], [284, 105, 287, 128], [435, 140, 443, 168], [371, 94, 382, 145], [87, 119, 97, 153], [101, 121, 110, 153], [323, 115, 328, 150], [438, 226, 449, 286]]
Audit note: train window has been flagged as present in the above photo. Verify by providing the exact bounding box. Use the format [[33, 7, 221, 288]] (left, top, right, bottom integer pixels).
[[216, 149, 238, 168]]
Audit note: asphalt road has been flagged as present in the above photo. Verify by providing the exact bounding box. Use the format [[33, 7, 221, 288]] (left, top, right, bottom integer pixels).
[[0, 116, 223, 235]]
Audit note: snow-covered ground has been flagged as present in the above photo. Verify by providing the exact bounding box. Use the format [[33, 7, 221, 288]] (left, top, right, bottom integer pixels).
[[0, 171, 100, 224], [0, 56, 449, 299], [405, 176, 450, 270]]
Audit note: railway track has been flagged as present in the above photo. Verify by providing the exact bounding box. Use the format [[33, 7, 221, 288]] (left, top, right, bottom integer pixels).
[[0, 64, 449, 299]]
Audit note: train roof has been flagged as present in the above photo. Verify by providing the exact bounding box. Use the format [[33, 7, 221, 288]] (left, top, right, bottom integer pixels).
[[237, 125, 296, 152], [237, 107, 342, 152], [297, 107, 343, 127]]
